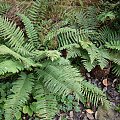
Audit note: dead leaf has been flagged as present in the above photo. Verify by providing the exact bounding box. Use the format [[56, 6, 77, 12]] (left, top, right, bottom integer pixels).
[[86, 113, 94, 120], [102, 79, 109, 87], [86, 109, 94, 114], [69, 111, 73, 118]]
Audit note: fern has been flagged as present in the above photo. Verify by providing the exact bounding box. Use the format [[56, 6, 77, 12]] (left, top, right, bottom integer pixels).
[[0, 45, 37, 68], [0, 2, 10, 16], [104, 31, 120, 50], [81, 80, 110, 109], [28, 0, 48, 23], [112, 63, 120, 76], [0, 16, 32, 56], [36, 59, 110, 108], [4, 73, 34, 120], [32, 82, 58, 120], [17, 14, 39, 49], [36, 63, 83, 100], [0, 60, 24, 75]]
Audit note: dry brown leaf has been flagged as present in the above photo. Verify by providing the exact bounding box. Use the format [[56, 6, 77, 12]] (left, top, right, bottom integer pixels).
[[86, 109, 94, 114], [86, 113, 94, 120], [102, 79, 109, 87]]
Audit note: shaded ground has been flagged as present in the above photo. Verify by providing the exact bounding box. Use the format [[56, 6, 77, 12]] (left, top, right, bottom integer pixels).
[[54, 68, 120, 120]]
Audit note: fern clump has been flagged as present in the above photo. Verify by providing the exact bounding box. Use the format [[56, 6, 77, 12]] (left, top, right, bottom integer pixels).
[[1, 0, 120, 119]]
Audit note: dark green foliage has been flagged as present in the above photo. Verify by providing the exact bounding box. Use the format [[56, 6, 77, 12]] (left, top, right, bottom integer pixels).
[[0, 0, 120, 119]]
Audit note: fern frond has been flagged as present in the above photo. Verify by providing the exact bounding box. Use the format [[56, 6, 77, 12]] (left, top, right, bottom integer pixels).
[[37, 59, 110, 108], [28, 0, 48, 23], [109, 52, 120, 65], [4, 73, 34, 120], [0, 16, 32, 56], [0, 45, 37, 67], [0, 2, 10, 16], [18, 14, 39, 49], [105, 39, 120, 50], [112, 63, 120, 76], [0, 60, 24, 75], [82, 59, 96, 72], [81, 80, 110, 109], [33, 82, 58, 120], [65, 44, 82, 59], [44, 27, 95, 48], [36, 60, 84, 102], [66, 6, 97, 29]]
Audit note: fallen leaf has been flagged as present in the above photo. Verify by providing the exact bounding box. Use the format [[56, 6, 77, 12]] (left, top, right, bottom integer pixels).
[[95, 111, 98, 119], [86, 109, 94, 114], [69, 111, 73, 118], [86, 113, 94, 120], [102, 79, 109, 87]]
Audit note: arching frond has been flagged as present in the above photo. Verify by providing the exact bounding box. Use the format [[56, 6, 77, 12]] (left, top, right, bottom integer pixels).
[[81, 80, 110, 109], [4, 73, 34, 120], [0, 60, 24, 75], [28, 0, 48, 23], [36, 59, 110, 108], [0, 16, 32, 56], [0, 2, 11, 16], [32, 82, 58, 120], [0, 45, 36, 67], [18, 14, 39, 49]]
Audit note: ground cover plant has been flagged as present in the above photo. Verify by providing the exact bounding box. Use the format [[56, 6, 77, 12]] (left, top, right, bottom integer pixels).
[[0, 0, 120, 120]]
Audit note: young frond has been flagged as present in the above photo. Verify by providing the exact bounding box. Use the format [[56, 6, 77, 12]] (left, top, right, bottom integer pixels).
[[4, 73, 34, 120], [0, 16, 32, 56], [32, 82, 58, 120]]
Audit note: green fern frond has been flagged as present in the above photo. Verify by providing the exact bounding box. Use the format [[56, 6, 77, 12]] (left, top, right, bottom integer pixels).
[[18, 14, 39, 49], [36, 60, 84, 102], [82, 59, 96, 72], [81, 80, 110, 109], [28, 0, 48, 23], [0, 60, 24, 75], [44, 27, 95, 48], [66, 6, 97, 29], [0, 45, 37, 68], [36, 59, 110, 108], [0, 2, 11, 16], [65, 44, 82, 59], [105, 39, 120, 50], [32, 82, 58, 120], [112, 63, 120, 76], [96, 48, 109, 69], [109, 52, 120, 65], [4, 73, 34, 120], [0, 16, 32, 56], [44, 27, 77, 47]]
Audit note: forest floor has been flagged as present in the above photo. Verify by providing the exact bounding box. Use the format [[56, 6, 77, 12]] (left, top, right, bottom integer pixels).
[[55, 69, 120, 120]]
